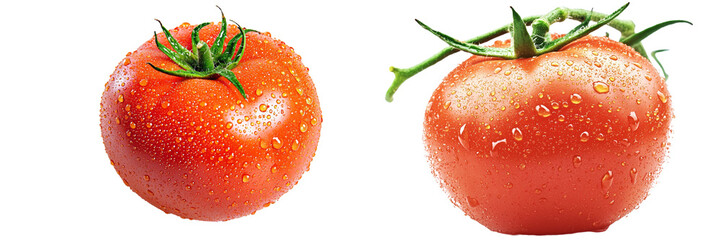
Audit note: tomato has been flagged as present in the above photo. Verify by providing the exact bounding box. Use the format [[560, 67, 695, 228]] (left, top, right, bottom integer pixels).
[[387, 4, 685, 235], [424, 36, 671, 234], [99, 13, 322, 221]]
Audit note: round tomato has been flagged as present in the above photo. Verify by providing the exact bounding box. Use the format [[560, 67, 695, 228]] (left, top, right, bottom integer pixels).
[[100, 14, 321, 221], [387, 4, 685, 235], [424, 35, 671, 234]]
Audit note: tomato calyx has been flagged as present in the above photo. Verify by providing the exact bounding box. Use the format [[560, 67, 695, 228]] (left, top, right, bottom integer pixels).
[[148, 6, 251, 99], [385, 2, 691, 102]]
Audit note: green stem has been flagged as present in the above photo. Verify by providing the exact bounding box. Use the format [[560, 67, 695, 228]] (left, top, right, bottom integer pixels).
[[385, 16, 540, 102], [386, 4, 646, 102]]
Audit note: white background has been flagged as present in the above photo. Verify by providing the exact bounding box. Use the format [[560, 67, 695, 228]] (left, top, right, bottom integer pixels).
[[1, 0, 718, 239]]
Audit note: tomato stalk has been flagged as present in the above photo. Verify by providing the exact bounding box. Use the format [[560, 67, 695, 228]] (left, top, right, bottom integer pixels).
[[148, 6, 250, 99], [386, 2, 691, 102]]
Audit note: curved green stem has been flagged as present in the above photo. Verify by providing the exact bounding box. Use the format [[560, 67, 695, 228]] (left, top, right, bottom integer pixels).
[[386, 3, 645, 102], [385, 15, 540, 102]]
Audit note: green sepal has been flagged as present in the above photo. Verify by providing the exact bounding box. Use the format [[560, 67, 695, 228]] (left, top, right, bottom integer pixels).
[[216, 68, 247, 99], [651, 49, 670, 80], [621, 20, 692, 58], [415, 19, 515, 59], [510, 7, 537, 58], [148, 7, 251, 99]]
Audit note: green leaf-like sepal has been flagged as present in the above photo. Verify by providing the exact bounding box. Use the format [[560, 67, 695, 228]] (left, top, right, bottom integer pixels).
[[149, 7, 250, 99]]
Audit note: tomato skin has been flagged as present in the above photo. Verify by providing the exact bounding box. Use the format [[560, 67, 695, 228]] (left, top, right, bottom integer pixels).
[[424, 36, 671, 234], [100, 22, 321, 221]]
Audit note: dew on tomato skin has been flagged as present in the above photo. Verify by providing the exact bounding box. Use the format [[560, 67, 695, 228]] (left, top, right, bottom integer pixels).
[[628, 112, 640, 131], [139, 79, 148, 86], [593, 82, 610, 94], [129, 122, 137, 129], [601, 171, 614, 192], [467, 196, 480, 207], [511, 127, 523, 141], [490, 138, 507, 157], [161, 101, 170, 108], [272, 137, 283, 149], [299, 122, 308, 132], [535, 105, 551, 118], [657, 91, 668, 103], [242, 174, 251, 183], [630, 168, 638, 184], [573, 155, 582, 168], [259, 139, 270, 149], [570, 94, 583, 104], [458, 124, 470, 149], [291, 139, 300, 151], [596, 133, 605, 141], [117, 94, 124, 103], [580, 131, 590, 142]]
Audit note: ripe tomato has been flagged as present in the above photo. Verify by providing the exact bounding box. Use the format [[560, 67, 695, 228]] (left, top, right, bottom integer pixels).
[[424, 36, 671, 234], [100, 15, 321, 221]]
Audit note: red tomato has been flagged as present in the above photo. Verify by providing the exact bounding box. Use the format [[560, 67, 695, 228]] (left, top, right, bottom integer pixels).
[[424, 36, 671, 234], [100, 18, 321, 221]]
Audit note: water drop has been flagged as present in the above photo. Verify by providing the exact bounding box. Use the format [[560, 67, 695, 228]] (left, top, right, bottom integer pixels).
[[630, 168, 638, 184], [570, 94, 582, 104], [259, 104, 269, 112], [657, 91, 668, 103], [512, 127, 523, 141], [272, 137, 283, 149], [572, 155, 582, 168], [628, 112, 639, 131], [490, 139, 507, 157], [580, 131, 590, 142], [535, 105, 551, 117], [593, 82, 609, 93], [291, 139, 300, 151], [601, 171, 614, 192], [299, 122, 308, 132], [242, 174, 250, 183], [255, 89, 263, 96], [467, 196, 479, 207], [458, 124, 470, 149], [139, 79, 148, 86]]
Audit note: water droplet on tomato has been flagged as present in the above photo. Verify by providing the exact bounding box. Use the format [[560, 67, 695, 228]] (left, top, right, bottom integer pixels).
[[143, 175, 150, 181], [535, 105, 551, 117], [512, 127, 523, 141], [601, 171, 614, 192], [558, 114, 566, 122], [259, 104, 269, 112], [299, 122, 308, 132], [139, 79, 148, 86], [657, 91, 668, 103], [580, 131, 590, 142], [572, 155, 582, 168], [504, 182, 514, 189], [593, 82, 609, 93], [129, 122, 136, 129], [185, 185, 192, 191], [570, 94, 582, 104], [242, 174, 250, 183], [272, 137, 283, 149], [255, 89, 263, 96], [458, 124, 470, 149], [271, 165, 279, 173], [467, 196, 479, 207], [291, 139, 300, 151], [117, 94, 124, 103], [260, 139, 270, 149], [628, 112, 639, 131], [630, 168, 638, 184], [490, 138, 507, 157]]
